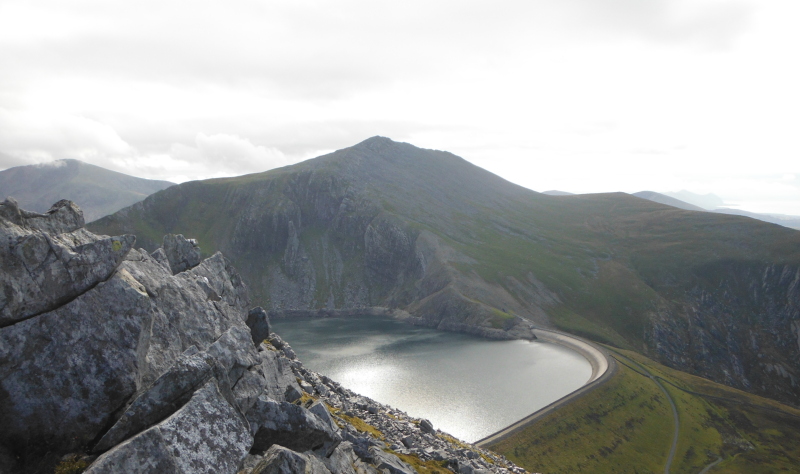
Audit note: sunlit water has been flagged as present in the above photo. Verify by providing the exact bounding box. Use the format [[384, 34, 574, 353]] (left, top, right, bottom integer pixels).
[[271, 317, 591, 442]]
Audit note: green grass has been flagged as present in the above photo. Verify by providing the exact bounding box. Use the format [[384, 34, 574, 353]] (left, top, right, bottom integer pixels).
[[488, 348, 800, 473], [489, 360, 673, 473]]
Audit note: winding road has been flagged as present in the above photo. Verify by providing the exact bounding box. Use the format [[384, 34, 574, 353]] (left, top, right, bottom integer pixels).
[[609, 352, 680, 474]]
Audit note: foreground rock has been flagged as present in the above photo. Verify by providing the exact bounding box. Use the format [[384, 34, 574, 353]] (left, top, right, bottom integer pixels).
[[0, 200, 528, 474]]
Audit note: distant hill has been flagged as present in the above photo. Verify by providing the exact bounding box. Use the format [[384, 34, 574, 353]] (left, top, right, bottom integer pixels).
[[542, 190, 574, 196], [631, 191, 706, 212], [0, 160, 174, 222], [632, 191, 800, 231], [91, 137, 800, 406], [663, 190, 725, 210], [712, 208, 800, 231]]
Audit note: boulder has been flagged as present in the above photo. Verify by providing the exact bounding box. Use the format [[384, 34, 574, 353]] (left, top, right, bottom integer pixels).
[[308, 401, 338, 432], [0, 198, 135, 326], [247, 395, 341, 457], [162, 233, 202, 274], [85, 379, 252, 474], [366, 447, 416, 474], [247, 307, 272, 345], [250, 445, 332, 474], [419, 419, 434, 434], [257, 347, 303, 402]]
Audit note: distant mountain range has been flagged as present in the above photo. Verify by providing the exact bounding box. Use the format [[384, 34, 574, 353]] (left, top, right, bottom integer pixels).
[[632, 191, 800, 230], [0, 159, 174, 222], [91, 137, 800, 407]]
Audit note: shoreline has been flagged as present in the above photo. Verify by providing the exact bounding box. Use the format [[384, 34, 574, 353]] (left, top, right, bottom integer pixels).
[[474, 329, 617, 447], [269, 307, 616, 448]]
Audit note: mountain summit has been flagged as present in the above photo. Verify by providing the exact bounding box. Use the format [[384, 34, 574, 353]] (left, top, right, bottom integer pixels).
[[91, 137, 800, 406]]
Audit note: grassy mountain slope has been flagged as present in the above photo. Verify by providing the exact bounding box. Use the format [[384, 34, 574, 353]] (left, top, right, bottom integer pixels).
[[90, 137, 800, 406], [489, 348, 800, 473], [0, 159, 174, 222]]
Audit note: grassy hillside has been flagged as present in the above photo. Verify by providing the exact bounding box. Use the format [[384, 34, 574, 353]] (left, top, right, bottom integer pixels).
[[0, 159, 173, 222], [89, 137, 800, 406], [489, 349, 800, 473]]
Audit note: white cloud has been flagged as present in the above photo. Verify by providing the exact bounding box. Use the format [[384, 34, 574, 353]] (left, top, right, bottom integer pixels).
[[0, 0, 799, 213]]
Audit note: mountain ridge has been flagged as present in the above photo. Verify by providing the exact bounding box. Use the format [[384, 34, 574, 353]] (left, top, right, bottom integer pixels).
[[0, 159, 174, 222], [90, 136, 800, 407]]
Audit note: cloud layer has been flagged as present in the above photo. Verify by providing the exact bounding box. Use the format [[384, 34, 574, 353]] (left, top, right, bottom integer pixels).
[[1, 0, 798, 213]]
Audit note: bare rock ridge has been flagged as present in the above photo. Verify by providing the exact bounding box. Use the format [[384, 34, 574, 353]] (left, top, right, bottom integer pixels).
[[0, 199, 525, 474]]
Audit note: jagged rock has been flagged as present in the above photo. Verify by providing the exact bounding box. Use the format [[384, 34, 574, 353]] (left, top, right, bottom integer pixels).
[[257, 347, 303, 402], [85, 380, 252, 474], [0, 202, 252, 467], [341, 431, 385, 460], [162, 233, 202, 274], [93, 347, 215, 452], [94, 323, 263, 453], [247, 307, 272, 345], [419, 419, 434, 434], [0, 198, 135, 326], [366, 446, 416, 474], [309, 401, 337, 432], [247, 395, 341, 457], [323, 442, 357, 474], [250, 445, 332, 474]]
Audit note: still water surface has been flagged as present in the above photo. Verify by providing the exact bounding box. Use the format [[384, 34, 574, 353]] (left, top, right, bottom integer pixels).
[[271, 317, 591, 442]]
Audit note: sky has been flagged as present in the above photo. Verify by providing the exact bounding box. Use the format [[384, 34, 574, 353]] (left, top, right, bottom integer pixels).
[[1, 0, 799, 215]]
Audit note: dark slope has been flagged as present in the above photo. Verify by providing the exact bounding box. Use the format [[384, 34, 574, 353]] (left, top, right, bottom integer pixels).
[[0, 159, 174, 222], [91, 137, 800, 405]]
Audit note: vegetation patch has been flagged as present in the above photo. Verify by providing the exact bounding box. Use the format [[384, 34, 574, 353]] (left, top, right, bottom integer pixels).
[[488, 348, 800, 473]]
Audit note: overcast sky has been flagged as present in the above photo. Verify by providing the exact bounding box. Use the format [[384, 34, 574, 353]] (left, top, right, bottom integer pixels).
[[2, 0, 799, 214]]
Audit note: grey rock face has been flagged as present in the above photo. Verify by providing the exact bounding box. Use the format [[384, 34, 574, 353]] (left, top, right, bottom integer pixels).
[[162, 233, 202, 274], [251, 444, 332, 474], [0, 202, 253, 468], [247, 395, 342, 457], [85, 379, 252, 474], [0, 198, 135, 326], [366, 446, 416, 474]]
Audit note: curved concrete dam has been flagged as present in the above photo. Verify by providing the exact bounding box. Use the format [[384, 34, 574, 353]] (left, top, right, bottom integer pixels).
[[271, 317, 607, 443]]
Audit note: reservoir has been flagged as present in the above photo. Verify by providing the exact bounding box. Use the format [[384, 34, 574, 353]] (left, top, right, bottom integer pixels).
[[271, 317, 592, 442]]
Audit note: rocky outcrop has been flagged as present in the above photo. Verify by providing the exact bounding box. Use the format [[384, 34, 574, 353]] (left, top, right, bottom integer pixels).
[[0, 201, 527, 474], [0, 198, 135, 326]]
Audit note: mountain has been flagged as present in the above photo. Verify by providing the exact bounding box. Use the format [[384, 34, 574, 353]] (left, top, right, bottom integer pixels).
[[633, 190, 800, 230], [712, 207, 800, 231], [1, 199, 511, 474], [0, 159, 174, 222], [631, 191, 706, 212], [541, 190, 574, 196], [663, 190, 725, 210], [90, 137, 800, 406]]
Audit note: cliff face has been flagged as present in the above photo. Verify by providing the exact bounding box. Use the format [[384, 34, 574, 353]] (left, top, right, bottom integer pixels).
[[0, 199, 524, 474], [650, 261, 800, 404], [89, 137, 800, 406]]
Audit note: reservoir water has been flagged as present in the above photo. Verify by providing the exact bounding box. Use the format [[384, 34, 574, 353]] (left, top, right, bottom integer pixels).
[[271, 317, 592, 442]]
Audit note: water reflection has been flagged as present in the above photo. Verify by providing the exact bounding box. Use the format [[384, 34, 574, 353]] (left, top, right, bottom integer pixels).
[[271, 317, 591, 442]]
